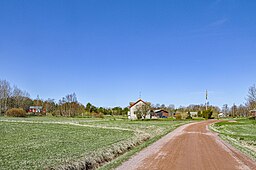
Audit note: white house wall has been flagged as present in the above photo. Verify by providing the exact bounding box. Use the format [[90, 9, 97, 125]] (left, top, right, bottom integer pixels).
[[128, 101, 145, 120]]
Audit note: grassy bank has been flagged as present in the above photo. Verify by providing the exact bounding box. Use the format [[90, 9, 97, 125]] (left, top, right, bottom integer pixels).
[[210, 119, 256, 160]]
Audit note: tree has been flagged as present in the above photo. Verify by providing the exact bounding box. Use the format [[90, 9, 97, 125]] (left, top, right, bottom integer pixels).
[[237, 104, 248, 117], [44, 98, 56, 113], [134, 103, 151, 119], [186, 111, 192, 119], [246, 84, 256, 111], [202, 110, 213, 119], [155, 104, 160, 109], [160, 104, 166, 109], [222, 104, 229, 117], [11, 86, 31, 110], [230, 104, 238, 117], [167, 104, 175, 117], [86, 103, 92, 112], [0, 80, 12, 114]]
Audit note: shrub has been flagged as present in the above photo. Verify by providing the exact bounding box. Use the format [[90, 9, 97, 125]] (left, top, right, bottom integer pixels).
[[197, 111, 202, 117], [5, 108, 26, 117], [92, 112, 104, 118], [202, 110, 213, 119], [175, 113, 182, 120], [186, 112, 192, 119]]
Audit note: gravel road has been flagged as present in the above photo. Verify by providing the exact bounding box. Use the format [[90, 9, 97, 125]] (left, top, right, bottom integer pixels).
[[116, 120, 256, 170]]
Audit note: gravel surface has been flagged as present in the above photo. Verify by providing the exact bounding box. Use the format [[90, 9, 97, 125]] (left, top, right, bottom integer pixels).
[[116, 120, 256, 170]]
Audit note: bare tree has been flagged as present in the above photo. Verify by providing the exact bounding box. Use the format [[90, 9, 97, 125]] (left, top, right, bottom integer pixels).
[[12, 86, 23, 108], [237, 104, 248, 117], [134, 103, 151, 119], [222, 104, 229, 117], [0, 80, 12, 113], [246, 84, 256, 111]]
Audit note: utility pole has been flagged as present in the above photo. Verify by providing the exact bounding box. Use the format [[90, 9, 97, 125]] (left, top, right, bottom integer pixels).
[[205, 90, 208, 110]]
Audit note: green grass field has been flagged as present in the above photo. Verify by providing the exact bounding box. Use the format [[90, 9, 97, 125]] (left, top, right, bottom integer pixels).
[[0, 116, 189, 169], [211, 119, 256, 160]]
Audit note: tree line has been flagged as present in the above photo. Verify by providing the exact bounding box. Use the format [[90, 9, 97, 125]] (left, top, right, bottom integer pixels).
[[133, 84, 256, 119], [0, 79, 129, 117], [1, 79, 255, 118]]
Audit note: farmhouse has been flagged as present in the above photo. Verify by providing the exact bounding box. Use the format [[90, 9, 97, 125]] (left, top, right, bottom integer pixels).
[[128, 99, 151, 120], [218, 112, 225, 118], [128, 99, 170, 119], [189, 112, 198, 117]]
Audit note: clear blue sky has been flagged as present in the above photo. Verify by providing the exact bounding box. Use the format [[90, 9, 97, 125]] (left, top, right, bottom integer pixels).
[[0, 0, 255, 108]]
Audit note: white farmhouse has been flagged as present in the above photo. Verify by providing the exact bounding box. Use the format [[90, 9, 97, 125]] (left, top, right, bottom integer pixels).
[[218, 112, 225, 118], [128, 99, 150, 120], [190, 112, 198, 117]]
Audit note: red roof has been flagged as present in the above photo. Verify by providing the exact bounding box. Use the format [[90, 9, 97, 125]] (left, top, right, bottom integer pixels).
[[129, 99, 149, 108]]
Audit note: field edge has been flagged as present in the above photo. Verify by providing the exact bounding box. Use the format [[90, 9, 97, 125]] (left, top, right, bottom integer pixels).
[[209, 120, 256, 161]]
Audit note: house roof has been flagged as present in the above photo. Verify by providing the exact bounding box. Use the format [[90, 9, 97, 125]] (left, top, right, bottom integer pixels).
[[154, 109, 169, 113], [29, 106, 43, 109], [129, 99, 149, 108]]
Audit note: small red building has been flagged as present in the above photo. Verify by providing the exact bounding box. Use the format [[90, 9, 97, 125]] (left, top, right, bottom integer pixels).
[[29, 106, 43, 113]]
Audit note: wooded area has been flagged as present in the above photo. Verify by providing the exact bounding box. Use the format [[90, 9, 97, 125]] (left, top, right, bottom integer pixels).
[[0, 79, 255, 118]]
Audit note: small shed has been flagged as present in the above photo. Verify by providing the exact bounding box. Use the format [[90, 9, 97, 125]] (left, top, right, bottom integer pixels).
[[154, 109, 169, 118]]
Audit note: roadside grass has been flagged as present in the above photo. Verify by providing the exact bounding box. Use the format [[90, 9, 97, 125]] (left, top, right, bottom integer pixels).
[[0, 116, 192, 169], [211, 119, 256, 160]]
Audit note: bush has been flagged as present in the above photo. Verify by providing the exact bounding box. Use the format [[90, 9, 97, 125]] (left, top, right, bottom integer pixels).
[[202, 110, 213, 119], [198, 111, 202, 117], [5, 108, 26, 117], [186, 112, 192, 119], [175, 113, 182, 120], [92, 112, 104, 118]]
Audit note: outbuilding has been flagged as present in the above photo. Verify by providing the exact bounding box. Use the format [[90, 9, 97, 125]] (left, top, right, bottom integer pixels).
[[154, 109, 169, 118]]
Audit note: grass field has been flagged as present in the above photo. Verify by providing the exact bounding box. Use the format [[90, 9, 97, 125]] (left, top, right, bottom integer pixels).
[[211, 119, 256, 160], [0, 116, 189, 169]]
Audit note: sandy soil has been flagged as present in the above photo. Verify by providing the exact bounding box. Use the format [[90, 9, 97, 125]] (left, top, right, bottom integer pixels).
[[116, 120, 256, 170]]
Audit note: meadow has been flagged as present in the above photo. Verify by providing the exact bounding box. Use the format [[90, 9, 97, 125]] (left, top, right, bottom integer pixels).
[[0, 116, 189, 169], [211, 119, 256, 160]]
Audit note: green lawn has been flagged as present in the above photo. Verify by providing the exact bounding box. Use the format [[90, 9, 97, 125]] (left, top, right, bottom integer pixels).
[[0, 117, 190, 169], [211, 119, 256, 160]]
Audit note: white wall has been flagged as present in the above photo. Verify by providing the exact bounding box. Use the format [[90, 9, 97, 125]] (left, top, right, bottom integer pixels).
[[128, 101, 145, 120]]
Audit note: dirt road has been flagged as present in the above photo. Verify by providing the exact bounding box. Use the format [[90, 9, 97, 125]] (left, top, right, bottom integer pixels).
[[116, 120, 256, 170]]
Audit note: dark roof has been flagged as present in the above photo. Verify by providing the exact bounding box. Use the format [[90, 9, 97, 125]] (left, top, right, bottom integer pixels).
[[154, 109, 169, 113]]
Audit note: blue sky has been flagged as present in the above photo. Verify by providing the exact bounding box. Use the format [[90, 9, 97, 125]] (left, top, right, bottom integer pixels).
[[0, 0, 255, 108]]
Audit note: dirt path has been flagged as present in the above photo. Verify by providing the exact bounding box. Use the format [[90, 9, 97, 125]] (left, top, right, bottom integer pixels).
[[116, 120, 256, 170]]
